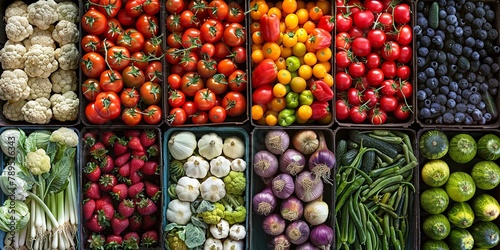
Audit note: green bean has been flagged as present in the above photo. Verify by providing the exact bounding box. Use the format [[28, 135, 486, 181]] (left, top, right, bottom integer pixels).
[[371, 130, 392, 136], [368, 133, 404, 144]]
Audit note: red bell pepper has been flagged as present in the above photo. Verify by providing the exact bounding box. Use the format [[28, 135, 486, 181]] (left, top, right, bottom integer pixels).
[[306, 28, 332, 50], [310, 80, 334, 102], [252, 58, 278, 88], [311, 101, 330, 120], [260, 13, 280, 42], [317, 15, 334, 32]]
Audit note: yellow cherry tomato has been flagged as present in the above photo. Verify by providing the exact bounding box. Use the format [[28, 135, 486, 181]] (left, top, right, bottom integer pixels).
[[316, 47, 332, 62], [262, 42, 281, 61], [319, 61, 331, 72], [302, 20, 315, 34], [323, 73, 334, 87], [295, 8, 309, 24], [275, 57, 287, 70], [295, 28, 308, 43], [270, 97, 287, 112], [292, 42, 306, 57], [251, 105, 265, 120], [282, 32, 298, 48], [251, 44, 263, 51], [312, 64, 327, 78], [268, 7, 282, 20], [280, 46, 293, 58], [252, 31, 264, 45], [303, 52, 317, 66], [309, 6, 323, 21], [290, 76, 307, 93], [297, 105, 312, 120], [273, 83, 288, 97], [252, 49, 264, 64], [279, 22, 286, 33], [298, 65, 313, 80], [282, 0, 297, 14], [249, 0, 269, 21], [265, 110, 279, 126], [277, 69, 292, 84], [285, 14, 299, 30]]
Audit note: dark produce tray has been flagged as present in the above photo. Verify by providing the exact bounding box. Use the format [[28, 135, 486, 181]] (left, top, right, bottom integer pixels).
[[415, 0, 500, 128], [80, 127, 163, 250], [162, 0, 249, 126], [334, 0, 416, 127], [250, 128, 336, 249], [0, 127, 81, 250], [334, 127, 419, 250], [162, 127, 250, 248], [417, 129, 500, 249], [0, 0, 83, 127]]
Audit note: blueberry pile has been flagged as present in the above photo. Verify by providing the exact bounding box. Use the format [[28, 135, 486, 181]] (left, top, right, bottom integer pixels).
[[416, 0, 500, 125]]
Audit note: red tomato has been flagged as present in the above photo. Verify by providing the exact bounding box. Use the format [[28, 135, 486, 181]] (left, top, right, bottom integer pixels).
[[143, 37, 163, 57], [336, 51, 352, 68], [208, 106, 227, 123], [351, 37, 372, 57], [140, 81, 162, 105], [136, 14, 160, 38], [85, 102, 110, 124], [169, 108, 187, 125], [369, 107, 388, 125], [165, 0, 185, 14], [94, 91, 121, 119], [120, 88, 140, 108], [122, 107, 143, 126], [252, 85, 274, 105], [393, 4, 411, 24], [200, 43, 215, 58], [367, 29, 386, 48], [381, 61, 397, 79], [394, 103, 411, 120], [197, 59, 218, 78], [213, 42, 231, 59], [336, 99, 351, 121], [130, 52, 149, 69], [382, 41, 401, 61], [81, 52, 106, 78], [350, 105, 368, 123], [82, 78, 101, 101], [143, 0, 160, 15], [181, 101, 198, 116], [378, 12, 393, 32], [362, 87, 380, 108], [106, 46, 131, 71], [398, 45, 412, 63], [348, 26, 364, 39], [347, 88, 363, 106], [125, 0, 145, 17], [226, 2, 244, 23], [366, 53, 381, 69], [168, 89, 186, 108], [166, 14, 183, 32], [217, 59, 237, 77], [206, 74, 228, 95], [179, 51, 200, 72], [188, 0, 209, 19], [117, 29, 145, 53], [231, 46, 247, 64], [98, 0, 122, 17], [191, 111, 209, 124], [380, 79, 398, 96], [348, 62, 366, 78], [167, 32, 183, 48], [365, 0, 383, 13], [396, 80, 413, 99], [335, 32, 351, 50], [396, 65, 411, 80], [228, 70, 247, 92], [143, 105, 162, 124], [181, 72, 205, 96], [208, 0, 229, 21], [366, 68, 384, 86], [180, 10, 201, 28], [117, 9, 136, 26], [145, 61, 163, 83], [104, 18, 123, 42], [222, 91, 246, 117], [100, 70, 124, 93], [395, 24, 412, 45], [223, 23, 245, 47], [194, 88, 217, 111], [200, 19, 223, 43], [82, 10, 108, 35], [168, 74, 182, 89], [335, 72, 352, 91], [379, 95, 398, 112], [336, 13, 353, 32], [353, 10, 374, 29], [182, 28, 203, 48], [82, 35, 101, 53]]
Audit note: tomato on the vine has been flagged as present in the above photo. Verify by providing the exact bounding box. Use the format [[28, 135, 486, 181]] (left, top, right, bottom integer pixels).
[[82, 9, 108, 35], [104, 18, 123, 42], [168, 74, 182, 89], [143, 0, 160, 14], [194, 88, 217, 111], [191, 111, 209, 124], [379, 95, 398, 112], [226, 2, 244, 23], [168, 89, 186, 108], [98, 0, 122, 17], [94, 91, 121, 119], [140, 81, 162, 105], [181, 101, 198, 116], [224, 23, 245, 47], [117, 29, 145, 53], [369, 106, 388, 125], [181, 72, 204, 96], [82, 78, 101, 101], [125, 0, 145, 17], [396, 80, 413, 99], [169, 107, 187, 125], [122, 107, 143, 126], [136, 14, 160, 38], [336, 99, 350, 120], [165, 0, 185, 14], [106, 46, 131, 71], [208, 0, 229, 21], [143, 105, 162, 124], [200, 19, 224, 43], [350, 105, 368, 123], [100, 69, 124, 93], [228, 70, 247, 92], [82, 35, 101, 53], [393, 103, 411, 120], [222, 91, 246, 117], [208, 106, 227, 123], [145, 61, 163, 83], [206, 74, 228, 95], [120, 88, 140, 108], [81, 52, 106, 78]]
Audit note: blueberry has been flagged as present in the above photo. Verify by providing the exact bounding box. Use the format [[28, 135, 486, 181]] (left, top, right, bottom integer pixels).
[[480, 117, 487, 125], [421, 36, 431, 47], [448, 65, 458, 76], [466, 103, 475, 113], [464, 13, 474, 23], [454, 73, 464, 82], [437, 65, 448, 76], [453, 26, 464, 37], [446, 53, 458, 64], [436, 30, 446, 40], [456, 0, 465, 4], [451, 43, 463, 55], [488, 29, 499, 41], [470, 60, 481, 72], [443, 112, 455, 124], [449, 81, 459, 92], [476, 2, 484, 8], [462, 89, 473, 99], [446, 25, 455, 34], [424, 99, 432, 108], [431, 102, 444, 114], [447, 99, 457, 108], [428, 49, 439, 60], [426, 78, 439, 90], [478, 49, 488, 59], [476, 30, 488, 41], [425, 28, 435, 38], [446, 15, 458, 25], [464, 2, 475, 13], [477, 75, 486, 83], [420, 108, 432, 118], [483, 22, 492, 31], [490, 88, 497, 96], [424, 87, 433, 97], [417, 57, 427, 68], [463, 26, 473, 37], [464, 115, 474, 125], [475, 39, 484, 49], [469, 93, 481, 104], [448, 91, 458, 99], [491, 63, 499, 73], [484, 112, 492, 121], [425, 67, 436, 78], [414, 26, 423, 37], [465, 37, 475, 47], [472, 109, 483, 120], [474, 6, 485, 18], [466, 72, 476, 82], [436, 94, 448, 105], [417, 72, 428, 84], [455, 112, 466, 122], [447, 0, 456, 7], [418, 47, 429, 57], [438, 0, 447, 7], [485, 9, 495, 22], [458, 79, 469, 89], [479, 64, 491, 76], [440, 85, 450, 95], [478, 101, 486, 110], [441, 76, 452, 86], [417, 89, 427, 101], [417, 17, 428, 29], [438, 20, 448, 31], [439, 9, 448, 19], [456, 95, 463, 103], [484, 57, 493, 65], [457, 103, 467, 112], [471, 51, 480, 61], [436, 51, 447, 64], [488, 78, 499, 88], [435, 116, 444, 124], [472, 18, 484, 29], [446, 6, 457, 15], [417, 1, 425, 12]]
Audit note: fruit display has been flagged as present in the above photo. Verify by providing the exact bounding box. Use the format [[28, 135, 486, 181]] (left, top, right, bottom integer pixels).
[[420, 130, 500, 249], [80, 0, 163, 125], [163, 128, 249, 249], [249, 0, 335, 126], [81, 129, 162, 249], [334, 0, 414, 125], [164, 0, 248, 125], [415, 1, 500, 126], [251, 129, 335, 249]]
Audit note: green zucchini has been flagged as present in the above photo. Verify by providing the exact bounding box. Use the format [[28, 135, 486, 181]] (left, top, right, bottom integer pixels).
[[429, 2, 440, 29], [348, 130, 399, 158], [361, 150, 376, 173]]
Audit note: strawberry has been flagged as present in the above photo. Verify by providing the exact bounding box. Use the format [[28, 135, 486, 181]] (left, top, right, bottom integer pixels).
[[98, 174, 117, 192], [95, 193, 113, 210], [130, 158, 145, 173], [130, 171, 143, 185], [128, 182, 144, 198], [111, 214, 129, 235], [88, 233, 106, 249], [84, 182, 101, 199], [132, 149, 147, 160], [113, 137, 129, 156], [141, 230, 159, 247], [139, 130, 157, 148], [114, 152, 131, 167], [83, 198, 96, 220], [118, 199, 135, 217], [144, 181, 161, 201], [105, 235, 123, 250], [128, 136, 144, 151], [102, 131, 117, 147], [142, 161, 159, 176], [118, 162, 131, 178], [111, 183, 129, 201], [147, 144, 160, 158], [83, 131, 98, 147], [142, 215, 157, 230], [96, 203, 114, 221], [128, 214, 143, 232], [124, 130, 141, 138], [99, 155, 115, 174], [137, 198, 157, 215], [90, 142, 108, 159], [83, 162, 101, 182], [86, 214, 106, 232]]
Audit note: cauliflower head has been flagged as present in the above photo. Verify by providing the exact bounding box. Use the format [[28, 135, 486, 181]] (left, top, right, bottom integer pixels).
[[6, 16, 33, 42], [54, 44, 79, 70], [50, 91, 79, 122], [52, 20, 78, 46], [0, 69, 30, 101], [49, 127, 78, 147], [56, 1, 78, 23], [0, 41, 26, 70], [24, 27, 55, 49], [5, 1, 28, 19], [27, 77, 52, 100], [23, 44, 58, 78], [27, 0, 58, 30], [50, 69, 77, 93], [3, 100, 27, 121], [21, 97, 52, 124], [26, 148, 51, 175], [223, 171, 246, 196]]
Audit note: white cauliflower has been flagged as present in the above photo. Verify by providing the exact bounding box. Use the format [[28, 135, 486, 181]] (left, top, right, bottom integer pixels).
[[27, 0, 58, 30], [54, 43, 79, 70], [21, 97, 52, 124], [0, 41, 26, 70], [24, 27, 55, 49], [3, 100, 27, 121], [50, 69, 77, 93], [0, 69, 30, 102], [52, 20, 78, 46], [23, 44, 58, 78], [56, 1, 78, 23], [5, 16, 33, 42], [50, 91, 78, 122], [27, 77, 52, 100], [5, 1, 28, 20]]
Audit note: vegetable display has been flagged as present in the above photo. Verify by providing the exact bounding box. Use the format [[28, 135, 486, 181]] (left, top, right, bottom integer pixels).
[[164, 0, 248, 125], [0, 0, 80, 124], [81, 129, 162, 249], [249, 0, 334, 126], [164, 129, 248, 249], [335, 129, 417, 249], [334, 0, 413, 125], [420, 130, 500, 249], [80, 0, 163, 125], [0, 128, 79, 250], [415, 1, 500, 125], [252, 129, 334, 249]]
